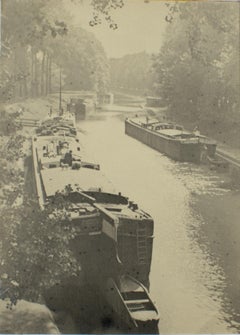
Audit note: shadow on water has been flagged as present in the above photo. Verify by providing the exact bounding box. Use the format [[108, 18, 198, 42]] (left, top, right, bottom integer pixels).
[[44, 280, 117, 334], [168, 159, 240, 332], [169, 159, 240, 328], [44, 279, 159, 334], [190, 191, 240, 332], [44, 234, 159, 334], [42, 234, 124, 333]]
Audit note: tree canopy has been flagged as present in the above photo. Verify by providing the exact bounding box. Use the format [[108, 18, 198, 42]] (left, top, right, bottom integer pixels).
[[0, 0, 110, 107], [153, 2, 239, 143], [110, 52, 155, 95], [0, 0, 119, 304], [0, 134, 81, 302]]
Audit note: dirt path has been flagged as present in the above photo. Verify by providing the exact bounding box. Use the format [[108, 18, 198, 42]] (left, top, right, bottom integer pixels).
[[5, 96, 58, 120]]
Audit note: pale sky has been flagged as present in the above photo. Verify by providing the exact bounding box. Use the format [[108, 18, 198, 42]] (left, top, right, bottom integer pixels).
[[67, 0, 168, 58]]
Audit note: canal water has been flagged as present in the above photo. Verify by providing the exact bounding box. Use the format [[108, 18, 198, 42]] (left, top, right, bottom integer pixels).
[[77, 112, 239, 334]]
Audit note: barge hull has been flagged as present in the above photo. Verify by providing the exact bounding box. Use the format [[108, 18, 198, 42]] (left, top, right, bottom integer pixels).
[[125, 119, 216, 163]]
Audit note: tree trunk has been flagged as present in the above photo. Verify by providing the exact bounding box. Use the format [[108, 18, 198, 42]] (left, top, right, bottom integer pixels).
[[45, 54, 49, 95], [12, 50, 18, 99], [31, 49, 34, 98], [48, 56, 52, 94], [41, 51, 46, 96], [23, 76, 28, 98], [34, 53, 38, 97], [19, 78, 23, 98]]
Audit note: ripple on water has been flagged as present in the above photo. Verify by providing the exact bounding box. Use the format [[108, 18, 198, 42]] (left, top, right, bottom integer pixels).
[[168, 162, 233, 196], [77, 117, 239, 333]]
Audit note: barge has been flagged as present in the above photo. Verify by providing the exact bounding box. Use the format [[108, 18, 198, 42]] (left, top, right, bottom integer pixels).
[[67, 98, 86, 121], [32, 115, 154, 287], [125, 117, 217, 163], [67, 97, 96, 121], [31, 111, 159, 331], [83, 186, 154, 287], [32, 123, 102, 234]]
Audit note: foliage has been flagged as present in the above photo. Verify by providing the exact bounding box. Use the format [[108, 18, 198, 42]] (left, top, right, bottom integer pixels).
[[1, 0, 68, 100], [0, 0, 111, 103], [153, 2, 240, 143], [49, 27, 110, 94], [2, 0, 67, 49], [110, 52, 155, 95], [0, 135, 80, 303], [89, 0, 124, 29]]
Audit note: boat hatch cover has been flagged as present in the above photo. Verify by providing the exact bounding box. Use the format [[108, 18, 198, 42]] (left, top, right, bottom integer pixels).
[[41, 167, 115, 197], [131, 117, 159, 126], [158, 128, 193, 137]]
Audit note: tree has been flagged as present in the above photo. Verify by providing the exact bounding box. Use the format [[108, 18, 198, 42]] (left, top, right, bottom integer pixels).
[[0, 0, 111, 104], [0, 0, 142, 307], [110, 52, 155, 95], [47, 26, 110, 94], [153, 1, 239, 142], [0, 134, 80, 303], [1, 0, 68, 101], [89, 0, 124, 29]]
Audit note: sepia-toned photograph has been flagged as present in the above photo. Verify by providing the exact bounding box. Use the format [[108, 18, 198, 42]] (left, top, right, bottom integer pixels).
[[0, 0, 239, 333]]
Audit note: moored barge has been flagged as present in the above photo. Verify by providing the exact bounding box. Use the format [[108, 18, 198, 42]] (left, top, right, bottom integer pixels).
[[67, 98, 86, 121], [125, 117, 217, 163], [31, 112, 159, 331], [32, 115, 155, 287], [32, 121, 102, 235]]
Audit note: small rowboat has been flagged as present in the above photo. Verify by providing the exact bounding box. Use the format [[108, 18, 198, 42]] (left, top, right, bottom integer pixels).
[[104, 275, 159, 333]]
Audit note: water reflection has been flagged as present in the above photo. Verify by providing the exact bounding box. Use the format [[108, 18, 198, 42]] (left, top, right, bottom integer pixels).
[[77, 113, 239, 333]]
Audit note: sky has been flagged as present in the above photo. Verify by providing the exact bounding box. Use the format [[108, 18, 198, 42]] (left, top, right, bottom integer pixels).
[[67, 0, 168, 58]]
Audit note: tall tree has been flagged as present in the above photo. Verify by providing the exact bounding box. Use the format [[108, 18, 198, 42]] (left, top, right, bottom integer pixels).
[[0, 0, 111, 104], [153, 1, 239, 142], [110, 52, 155, 95]]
